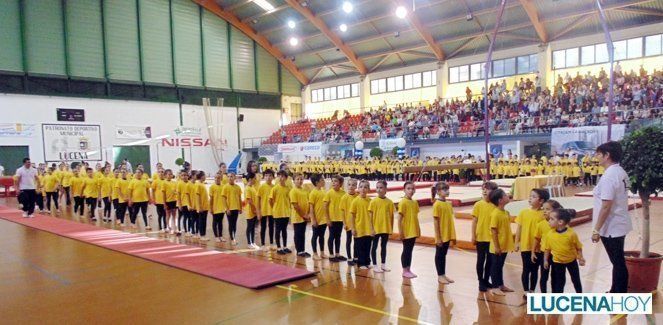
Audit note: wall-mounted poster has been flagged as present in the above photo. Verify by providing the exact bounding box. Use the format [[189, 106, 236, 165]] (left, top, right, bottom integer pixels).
[[42, 124, 102, 162]]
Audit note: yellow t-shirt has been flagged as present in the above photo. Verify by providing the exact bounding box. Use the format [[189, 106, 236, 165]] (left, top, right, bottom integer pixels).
[[129, 179, 150, 203], [178, 181, 191, 207], [433, 199, 456, 243], [82, 177, 100, 198], [113, 178, 129, 204], [340, 193, 357, 230], [288, 187, 309, 224], [369, 197, 394, 235], [308, 188, 327, 224], [209, 183, 225, 214], [222, 184, 242, 211], [42, 174, 59, 192], [534, 219, 554, 252], [151, 178, 164, 204], [472, 200, 496, 242], [350, 196, 372, 237], [164, 180, 177, 203], [542, 227, 582, 264], [100, 176, 113, 198], [489, 208, 514, 254], [515, 208, 544, 252], [257, 183, 274, 216], [111, 178, 121, 200], [71, 175, 84, 196], [398, 198, 420, 239], [244, 186, 258, 219], [187, 182, 198, 211], [323, 188, 346, 222], [61, 171, 73, 187], [270, 184, 291, 218], [195, 182, 209, 212]]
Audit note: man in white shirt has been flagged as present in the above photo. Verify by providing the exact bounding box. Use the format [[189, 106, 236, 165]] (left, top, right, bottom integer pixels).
[[15, 158, 39, 218], [591, 141, 631, 293]]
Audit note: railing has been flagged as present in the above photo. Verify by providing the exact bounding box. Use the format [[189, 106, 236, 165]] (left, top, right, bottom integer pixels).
[[242, 137, 269, 149]]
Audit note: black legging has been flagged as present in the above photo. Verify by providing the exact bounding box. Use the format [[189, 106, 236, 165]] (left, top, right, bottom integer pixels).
[[435, 241, 451, 275], [371, 233, 389, 265], [198, 211, 208, 236], [102, 197, 111, 219], [179, 207, 189, 232], [212, 213, 225, 238], [476, 241, 493, 288], [260, 215, 274, 246], [130, 201, 148, 226], [521, 251, 539, 291], [246, 218, 257, 245], [62, 186, 71, 205], [227, 210, 239, 240], [156, 204, 166, 230], [74, 196, 84, 215], [551, 260, 582, 293], [311, 224, 327, 253], [45, 192, 59, 210], [401, 238, 416, 268], [356, 236, 372, 267], [85, 198, 97, 218], [293, 222, 306, 253], [274, 217, 289, 249], [36, 193, 44, 211], [116, 202, 127, 223], [328, 221, 344, 255], [490, 253, 507, 288], [187, 209, 197, 234], [536, 252, 551, 293], [346, 230, 355, 260], [601, 236, 628, 293]]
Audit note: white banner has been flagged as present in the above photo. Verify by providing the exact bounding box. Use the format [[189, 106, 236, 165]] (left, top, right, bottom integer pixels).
[[42, 124, 102, 162], [379, 138, 399, 151], [0, 123, 37, 137], [116, 125, 152, 139], [174, 126, 202, 137], [551, 125, 626, 157], [277, 142, 323, 155]]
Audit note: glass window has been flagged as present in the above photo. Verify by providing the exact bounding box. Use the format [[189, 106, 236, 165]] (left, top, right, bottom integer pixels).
[[517, 56, 529, 74], [595, 43, 608, 63], [470, 63, 482, 80], [504, 58, 516, 76], [581, 45, 595, 65], [422, 71, 432, 87], [337, 86, 344, 99], [459, 65, 469, 82], [431, 70, 437, 86], [565, 48, 579, 67], [330, 87, 336, 100], [371, 80, 379, 94], [529, 54, 538, 72], [351, 83, 359, 97], [627, 37, 643, 58], [404, 74, 413, 89], [324, 88, 331, 100], [645, 34, 662, 56], [386, 77, 395, 92], [492, 60, 504, 77], [553, 50, 566, 69], [412, 73, 421, 88], [312, 89, 318, 102], [377, 78, 386, 93], [613, 40, 627, 60], [394, 76, 403, 91]]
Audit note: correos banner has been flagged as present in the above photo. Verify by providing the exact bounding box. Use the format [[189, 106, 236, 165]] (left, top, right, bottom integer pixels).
[[277, 142, 323, 155], [551, 125, 626, 156], [379, 138, 400, 151]]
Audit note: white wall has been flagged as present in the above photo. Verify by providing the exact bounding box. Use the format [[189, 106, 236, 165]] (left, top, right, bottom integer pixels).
[[0, 94, 279, 174], [416, 140, 521, 159]]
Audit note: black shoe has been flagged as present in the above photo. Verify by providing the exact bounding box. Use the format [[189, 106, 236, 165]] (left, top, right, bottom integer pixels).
[[329, 256, 339, 262], [347, 260, 356, 266], [298, 252, 311, 257], [337, 256, 347, 261], [277, 249, 286, 255], [284, 248, 292, 254]]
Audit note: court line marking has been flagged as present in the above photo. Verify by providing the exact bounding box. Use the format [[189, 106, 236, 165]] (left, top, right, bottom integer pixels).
[[276, 284, 433, 324]]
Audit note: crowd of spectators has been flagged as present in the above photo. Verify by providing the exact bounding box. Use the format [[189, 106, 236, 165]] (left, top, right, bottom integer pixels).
[[266, 64, 662, 144]]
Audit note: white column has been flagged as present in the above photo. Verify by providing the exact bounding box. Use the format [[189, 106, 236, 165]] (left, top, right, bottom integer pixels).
[[538, 43, 552, 89], [437, 61, 448, 99], [360, 75, 370, 113]]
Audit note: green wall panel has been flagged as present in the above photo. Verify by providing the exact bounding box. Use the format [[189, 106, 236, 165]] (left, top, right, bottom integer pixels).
[[230, 27, 255, 91], [202, 10, 229, 89], [139, 0, 172, 84], [0, 0, 22, 72], [281, 66, 301, 96], [172, 0, 202, 87], [24, 0, 66, 75], [104, 0, 140, 81], [256, 45, 278, 93], [66, 0, 104, 78]]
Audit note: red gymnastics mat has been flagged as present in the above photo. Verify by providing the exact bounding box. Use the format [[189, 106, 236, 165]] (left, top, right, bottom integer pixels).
[[0, 205, 315, 289]]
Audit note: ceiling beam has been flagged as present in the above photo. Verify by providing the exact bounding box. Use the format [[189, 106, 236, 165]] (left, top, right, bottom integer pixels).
[[448, 36, 480, 59], [284, 0, 368, 75], [518, 0, 548, 43], [396, 1, 444, 60], [614, 6, 663, 17], [193, 0, 309, 85], [226, 0, 253, 12], [551, 13, 594, 41], [242, 4, 290, 23]]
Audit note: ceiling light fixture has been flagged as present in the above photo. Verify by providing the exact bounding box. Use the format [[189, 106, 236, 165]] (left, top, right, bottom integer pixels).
[[395, 6, 407, 19], [287, 20, 296, 29], [339, 23, 348, 32], [289, 37, 299, 47], [342, 1, 353, 13], [252, 0, 275, 13]]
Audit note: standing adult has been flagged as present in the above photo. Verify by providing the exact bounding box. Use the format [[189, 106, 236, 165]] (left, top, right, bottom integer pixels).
[[591, 141, 631, 293], [15, 158, 39, 218], [124, 158, 133, 174]]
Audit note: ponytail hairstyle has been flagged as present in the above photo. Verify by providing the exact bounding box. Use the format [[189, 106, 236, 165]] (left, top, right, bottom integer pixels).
[[552, 208, 576, 224], [431, 181, 450, 201]]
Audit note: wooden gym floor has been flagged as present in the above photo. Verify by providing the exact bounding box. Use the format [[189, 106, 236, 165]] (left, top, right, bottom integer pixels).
[[1, 187, 662, 324]]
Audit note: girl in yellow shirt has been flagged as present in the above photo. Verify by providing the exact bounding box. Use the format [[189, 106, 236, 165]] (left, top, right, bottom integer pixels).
[[350, 180, 372, 269], [369, 180, 394, 272], [308, 174, 327, 260], [153, 169, 167, 233], [531, 199, 561, 293], [71, 167, 85, 217], [488, 188, 515, 296], [163, 169, 178, 234], [43, 167, 60, 213], [209, 173, 226, 242], [128, 169, 151, 230], [398, 182, 420, 278], [222, 173, 243, 246], [257, 170, 275, 249], [81, 168, 101, 220], [324, 175, 346, 262], [514, 189, 547, 294], [194, 171, 210, 241], [340, 179, 358, 265], [432, 181, 456, 284], [113, 169, 130, 226], [177, 171, 191, 236], [472, 181, 499, 292], [543, 209, 585, 293], [100, 168, 114, 223], [269, 170, 292, 254], [59, 163, 72, 206], [289, 173, 309, 256], [244, 173, 259, 249]]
